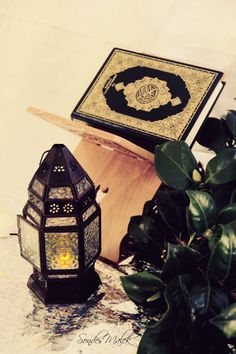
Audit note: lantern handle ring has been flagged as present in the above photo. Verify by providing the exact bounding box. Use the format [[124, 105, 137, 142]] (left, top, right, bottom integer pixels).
[[39, 150, 50, 166]]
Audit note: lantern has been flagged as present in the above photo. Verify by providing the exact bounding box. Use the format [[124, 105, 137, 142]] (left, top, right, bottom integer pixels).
[[17, 144, 101, 304]]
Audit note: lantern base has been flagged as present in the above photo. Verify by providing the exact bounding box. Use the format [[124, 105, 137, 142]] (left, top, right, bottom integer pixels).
[[27, 266, 101, 304]]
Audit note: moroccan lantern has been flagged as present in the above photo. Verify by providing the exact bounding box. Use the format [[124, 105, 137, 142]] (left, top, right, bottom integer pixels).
[[17, 144, 101, 304]]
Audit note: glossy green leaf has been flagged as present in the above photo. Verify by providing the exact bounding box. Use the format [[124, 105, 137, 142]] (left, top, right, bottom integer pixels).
[[161, 244, 200, 282], [210, 302, 236, 339], [127, 215, 163, 265], [190, 281, 229, 323], [149, 287, 176, 335], [147, 291, 162, 302], [163, 276, 192, 349], [155, 141, 198, 190], [226, 110, 236, 139], [120, 272, 164, 304], [168, 274, 193, 311], [207, 223, 236, 282], [155, 188, 188, 233], [174, 310, 190, 349], [137, 329, 172, 354], [186, 191, 217, 233], [224, 220, 236, 289], [128, 216, 159, 248], [205, 149, 236, 185], [230, 187, 236, 204], [217, 203, 236, 225], [196, 117, 229, 153], [208, 231, 221, 252], [211, 180, 236, 211]]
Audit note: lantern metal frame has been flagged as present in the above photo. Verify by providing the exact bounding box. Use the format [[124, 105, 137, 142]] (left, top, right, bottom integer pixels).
[[17, 144, 101, 304]]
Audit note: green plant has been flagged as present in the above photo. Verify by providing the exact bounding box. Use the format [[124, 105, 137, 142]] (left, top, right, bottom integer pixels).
[[121, 110, 236, 354]]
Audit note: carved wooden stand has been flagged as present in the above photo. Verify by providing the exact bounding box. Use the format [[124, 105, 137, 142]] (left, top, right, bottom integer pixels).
[[27, 107, 161, 263]]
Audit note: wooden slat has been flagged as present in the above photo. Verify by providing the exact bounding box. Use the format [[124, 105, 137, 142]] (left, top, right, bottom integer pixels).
[[73, 140, 160, 262], [27, 106, 154, 163]]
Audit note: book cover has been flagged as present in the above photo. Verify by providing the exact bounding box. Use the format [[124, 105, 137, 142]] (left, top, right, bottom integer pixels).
[[72, 48, 224, 150]]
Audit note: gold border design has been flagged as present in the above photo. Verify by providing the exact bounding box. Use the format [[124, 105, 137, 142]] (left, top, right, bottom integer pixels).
[[76, 49, 218, 141]]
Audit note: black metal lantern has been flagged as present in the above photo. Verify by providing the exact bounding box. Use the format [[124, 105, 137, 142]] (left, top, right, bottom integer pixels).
[[17, 144, 101, 304]]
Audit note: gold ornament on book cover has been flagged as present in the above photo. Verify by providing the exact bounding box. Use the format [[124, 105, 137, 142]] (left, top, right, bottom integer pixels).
[[121, 77, 172, 112]]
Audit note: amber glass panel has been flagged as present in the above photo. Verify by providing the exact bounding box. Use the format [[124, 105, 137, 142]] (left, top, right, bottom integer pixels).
[[45, 232, 78, 270], [84, 216, 100, 267], [18, 216, 41, 270], [76, 177, 91, 196], [32, 179, 45, 197], [82, 204, 96, 222], [48, 187, 73, 199], [45, 217, 77, 227]]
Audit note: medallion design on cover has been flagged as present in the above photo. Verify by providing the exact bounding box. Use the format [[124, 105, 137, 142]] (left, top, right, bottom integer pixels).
[[123, 77, 172, 112]]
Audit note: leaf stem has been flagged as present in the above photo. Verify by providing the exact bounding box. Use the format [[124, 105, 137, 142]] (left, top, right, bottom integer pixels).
[[187, 232, 196, 246]]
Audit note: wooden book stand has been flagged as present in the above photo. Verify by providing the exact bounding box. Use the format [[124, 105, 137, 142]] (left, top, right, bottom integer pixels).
[[27, 107, 161, 263]]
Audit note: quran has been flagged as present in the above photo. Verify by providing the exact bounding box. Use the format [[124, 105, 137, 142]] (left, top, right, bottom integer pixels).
[[71, 48, 224, 151]]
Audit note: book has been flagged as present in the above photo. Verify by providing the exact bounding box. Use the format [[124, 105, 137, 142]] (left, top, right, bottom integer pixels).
[[71, 48, 224, 151]]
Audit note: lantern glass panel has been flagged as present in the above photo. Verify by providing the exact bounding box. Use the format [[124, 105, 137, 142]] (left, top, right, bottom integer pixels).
[[48, 187, 73, 199], [84, 216, 100, 267], [18, 216, 41, 270], [45, 216, 77, 227], [76, 177, 91, 196], [27, 205, 41, 225], [29, 193, 44, 211], [45, 232, 79, 270], [32, 178, 45, 197], [82, 204, 96, 222]]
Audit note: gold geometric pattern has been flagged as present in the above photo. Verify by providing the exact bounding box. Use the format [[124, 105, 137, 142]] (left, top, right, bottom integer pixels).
[[44, 232, 79, 270]]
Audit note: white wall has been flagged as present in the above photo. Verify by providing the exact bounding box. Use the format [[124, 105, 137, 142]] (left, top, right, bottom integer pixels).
[[1, 0, 236, 233]]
